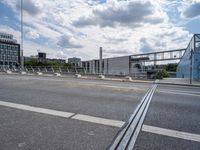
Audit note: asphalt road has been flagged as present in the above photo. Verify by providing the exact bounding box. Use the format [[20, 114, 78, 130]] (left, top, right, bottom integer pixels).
[[1, 74, 200, 150], [0, 74, 150, 150], [135, 84, 200, 150]]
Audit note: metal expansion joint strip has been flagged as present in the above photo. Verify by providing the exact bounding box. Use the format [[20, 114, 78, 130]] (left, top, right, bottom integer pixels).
[[108, 84, 157, 150]]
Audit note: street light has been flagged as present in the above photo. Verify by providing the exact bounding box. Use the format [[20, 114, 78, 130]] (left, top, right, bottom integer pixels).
[[20, 0, 24, 71]]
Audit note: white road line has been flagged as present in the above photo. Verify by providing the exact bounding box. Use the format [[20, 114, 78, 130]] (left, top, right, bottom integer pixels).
[[0, 100, 125, 128], [72, 114, 125, 128], [142, 125, 200, 143], [0, 101, 74, 118], [157, 90, 200, 97]]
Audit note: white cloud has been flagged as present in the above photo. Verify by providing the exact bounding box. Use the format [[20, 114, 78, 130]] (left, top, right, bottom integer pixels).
[[73, 0, 167, 28], [182, 2, 200, 18], [26, 30, 40, 39], [57, 34, 83, 49], [16, 0, 42, 16]]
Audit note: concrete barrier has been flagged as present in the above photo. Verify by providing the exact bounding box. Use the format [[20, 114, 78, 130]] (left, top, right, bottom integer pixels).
[[99, 75, 105, 79], [6, 70, 12, 74], [21, 71, 27, 75], [125, 76, 132, 81], [54, 73, 61, 77], [37, 72, 43, 76], [75, 74, 81, 78]]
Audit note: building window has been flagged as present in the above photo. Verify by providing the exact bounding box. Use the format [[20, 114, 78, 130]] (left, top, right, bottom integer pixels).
[[8, 45, 11, 50]]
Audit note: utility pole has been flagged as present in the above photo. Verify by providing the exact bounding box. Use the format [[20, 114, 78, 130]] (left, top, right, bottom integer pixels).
[[21, 0, 24, 71]]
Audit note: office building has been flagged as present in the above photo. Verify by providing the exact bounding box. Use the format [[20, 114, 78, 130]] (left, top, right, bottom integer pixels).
[[0, 32, 20, 67]]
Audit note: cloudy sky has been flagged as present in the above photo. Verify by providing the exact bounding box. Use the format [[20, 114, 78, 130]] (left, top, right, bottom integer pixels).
[[0, 0, 200, 60]]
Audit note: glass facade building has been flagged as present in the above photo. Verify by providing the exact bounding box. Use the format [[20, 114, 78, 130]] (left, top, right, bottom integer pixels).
[[177, 34, 200, 80], [0, 32, 20, 67]]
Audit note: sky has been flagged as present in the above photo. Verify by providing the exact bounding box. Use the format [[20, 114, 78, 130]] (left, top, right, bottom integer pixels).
[[0, 0, 200, 60]]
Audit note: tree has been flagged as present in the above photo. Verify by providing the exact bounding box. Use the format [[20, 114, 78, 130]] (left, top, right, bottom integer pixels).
[[165, 63, 177, 72], [155, 69, 169, 79]]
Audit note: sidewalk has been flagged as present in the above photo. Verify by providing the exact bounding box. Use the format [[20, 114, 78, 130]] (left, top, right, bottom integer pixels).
[[158, 78, 200, 87]]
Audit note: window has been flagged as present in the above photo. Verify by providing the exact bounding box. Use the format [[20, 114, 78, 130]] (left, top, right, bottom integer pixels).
[[12, 56, 16, 61], [15, 46, 18, 50]]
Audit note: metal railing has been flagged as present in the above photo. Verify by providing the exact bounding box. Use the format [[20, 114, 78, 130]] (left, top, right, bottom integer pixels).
[[0, 65, 150, 79]]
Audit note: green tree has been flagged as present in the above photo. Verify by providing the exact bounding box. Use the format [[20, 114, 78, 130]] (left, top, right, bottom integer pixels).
[[155, 69, 169, 79], [165, 63, 177, 72]]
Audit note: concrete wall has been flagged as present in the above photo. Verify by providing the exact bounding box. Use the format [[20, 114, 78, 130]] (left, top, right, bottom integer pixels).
[[104, 56, 130, 75], [83, 56, 142, 75]]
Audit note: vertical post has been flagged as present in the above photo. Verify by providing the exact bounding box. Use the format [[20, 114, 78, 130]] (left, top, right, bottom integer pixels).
[[190, 50, 193, 84], [161, 53, 164, 60], [99, 47, 103, 74], [190, 36, 195, 84], [179, 51, 182, 58], [21, 0, 24, 71], [92, 60, 95, 74], [153, 53, 157, 67]]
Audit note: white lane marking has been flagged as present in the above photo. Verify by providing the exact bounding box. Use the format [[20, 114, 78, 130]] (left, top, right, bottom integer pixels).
[[0, 101, 74, 118], [157, 90, 200, 97], [142, 125, 200, 143], [0, 100, 125, 128], [72, 114, 125, 128]]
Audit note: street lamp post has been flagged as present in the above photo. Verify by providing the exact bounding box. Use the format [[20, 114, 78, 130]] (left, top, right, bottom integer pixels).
[[21, 0, 24, 71]]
